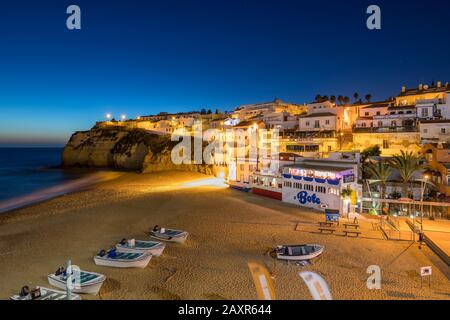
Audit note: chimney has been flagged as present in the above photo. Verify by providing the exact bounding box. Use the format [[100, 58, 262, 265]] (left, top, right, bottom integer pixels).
[[401, 86, 406, 93], [437, 81, 442, 88], [419, 84, 423, 90]]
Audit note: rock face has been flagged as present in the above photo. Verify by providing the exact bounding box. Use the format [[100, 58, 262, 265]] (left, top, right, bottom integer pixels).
[[62, 126, 217, 175]]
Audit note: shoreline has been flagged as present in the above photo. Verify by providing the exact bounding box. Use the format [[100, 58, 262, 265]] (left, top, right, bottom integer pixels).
[[0, 170, 123, 215]]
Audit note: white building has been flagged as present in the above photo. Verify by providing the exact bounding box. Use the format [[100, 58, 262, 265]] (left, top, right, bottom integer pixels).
[[299, 112, 336, 132], [281, 155, 361, 215], [420, 120, 450, 144]]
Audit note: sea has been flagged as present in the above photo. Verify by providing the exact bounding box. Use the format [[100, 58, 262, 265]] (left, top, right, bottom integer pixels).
[[0, 147, 83, 203]]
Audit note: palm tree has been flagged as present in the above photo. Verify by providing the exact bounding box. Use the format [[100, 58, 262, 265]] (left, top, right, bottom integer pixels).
[[353, 92, 359, 103], [337, 95, 344, 105], [322, 95, 329, 102], [367, 161, 392, 200], [330, 95, 336, 104], [390, 151, 423, 198], [365, 94, 372, 103], [343, 96, 350, 105], [315, 94, 322, 102]]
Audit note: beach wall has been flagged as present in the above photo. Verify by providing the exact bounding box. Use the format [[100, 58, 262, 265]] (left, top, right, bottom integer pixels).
[[62, 127, 217, 175]]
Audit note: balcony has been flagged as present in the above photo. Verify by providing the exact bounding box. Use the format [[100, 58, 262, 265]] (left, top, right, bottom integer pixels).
[[353, 126, 419, 134]]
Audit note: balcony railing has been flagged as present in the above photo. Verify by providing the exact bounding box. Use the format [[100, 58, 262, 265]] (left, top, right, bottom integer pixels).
[[353, 126, 419, 133]]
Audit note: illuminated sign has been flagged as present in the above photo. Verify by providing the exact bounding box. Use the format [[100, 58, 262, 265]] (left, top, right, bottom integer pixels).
[[343, 174, 355, 183]]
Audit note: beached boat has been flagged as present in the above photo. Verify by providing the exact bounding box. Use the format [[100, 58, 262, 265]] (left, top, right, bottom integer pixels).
[[94, 249, 152, 268], [149, 227, 189, 243], [48, 268, 106, 295], [10, 286, 81, 300], [116, 239, 166, 256], [276, 244, 324, 261]]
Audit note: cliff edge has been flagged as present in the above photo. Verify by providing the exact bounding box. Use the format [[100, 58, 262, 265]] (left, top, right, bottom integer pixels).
[[62, 126, 217, 175]]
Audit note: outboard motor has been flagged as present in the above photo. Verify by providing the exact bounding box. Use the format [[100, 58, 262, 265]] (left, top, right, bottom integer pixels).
[[98, 249, 107, 257], [20, 286, 30, 297], [55, 266, 65, 276]]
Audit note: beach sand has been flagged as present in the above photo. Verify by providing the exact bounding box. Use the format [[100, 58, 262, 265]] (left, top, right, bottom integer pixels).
[[0, 171, 449, 300]]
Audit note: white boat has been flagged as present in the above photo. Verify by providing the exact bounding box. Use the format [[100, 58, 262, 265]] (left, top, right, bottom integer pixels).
[[48, 268, 106, 295], [11, 286, 81, 300], [149, 227, 189, 243], [116, 239, 166, 256], [276, 244, 324, 261], [94, 249, 152, 268]]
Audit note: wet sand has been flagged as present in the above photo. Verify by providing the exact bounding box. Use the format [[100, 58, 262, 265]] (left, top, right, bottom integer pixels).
[[0, 171, 449, 300]]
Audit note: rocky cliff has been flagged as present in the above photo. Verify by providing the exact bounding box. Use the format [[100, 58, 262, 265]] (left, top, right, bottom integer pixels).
[[62, 126, 217, 175]]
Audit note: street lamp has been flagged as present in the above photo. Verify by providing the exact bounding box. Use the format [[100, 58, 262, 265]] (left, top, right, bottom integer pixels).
[[105, 113, 112, 120], [120, 114, 126, 121], [420, 174, 431, 232]]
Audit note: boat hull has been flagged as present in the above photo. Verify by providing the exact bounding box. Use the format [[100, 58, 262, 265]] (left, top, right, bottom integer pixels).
[[150, 230, 189, 243], [276, 245, 324, 261], [94, 253, 152, 268], [116, 241, 166, 256], [47, 274, 105, 295], [10, 287, 81, 300]]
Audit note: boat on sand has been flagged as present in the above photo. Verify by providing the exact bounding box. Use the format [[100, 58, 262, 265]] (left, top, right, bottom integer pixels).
[[116, 238, 166, 256], [149, 226, 189, 243], [276, 244, 324, 261], [94, 249, 152, 268]]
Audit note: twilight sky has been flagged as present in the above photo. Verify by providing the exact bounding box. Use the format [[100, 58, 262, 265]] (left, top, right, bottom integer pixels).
[[0, 0, 450, 146]]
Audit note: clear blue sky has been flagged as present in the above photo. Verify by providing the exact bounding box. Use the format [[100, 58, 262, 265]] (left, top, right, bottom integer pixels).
[[1, 0, 449, 146]]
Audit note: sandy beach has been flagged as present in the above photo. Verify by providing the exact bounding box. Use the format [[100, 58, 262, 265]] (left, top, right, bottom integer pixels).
[[0, 171, 449, 300]]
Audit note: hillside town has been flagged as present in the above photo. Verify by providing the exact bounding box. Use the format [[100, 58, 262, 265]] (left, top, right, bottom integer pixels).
[[97, 82, 450, 220]]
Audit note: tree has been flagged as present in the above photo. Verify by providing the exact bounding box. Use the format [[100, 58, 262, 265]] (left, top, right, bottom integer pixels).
[[315, 94, 322, 102], [215, 109, 221, 114], [343, 96, 350, 105], [353, 92, 359, 102], [390, 151, 423, 198], [207, 109, 212, 114], [337, 95, 344, 105], [330, 95, 336, 103], [361, 145, 381, 179], [367, 161, 392, 200], [200, 108, 207, 114], [322, 95, 329, 102], [365, 94, 372, 103]]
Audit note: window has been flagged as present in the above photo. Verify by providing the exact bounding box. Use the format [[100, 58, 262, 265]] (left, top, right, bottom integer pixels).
[[365, 112, 369, 116], [283, 181, 292, 188], [304, 184, 314, 191], [314, 120, 320, 128], [391, 121, 397, 127], [325, 119, 330, 125], [441, 128, 446, 134], [421, 109, 429, 117], [378, 121, 383, 127], [294, 182, 302, 189], [423, 129, 428, 133], [376, 111, 381, 116], [315, 186, 326, 193], [305, 121, 310, 126], [362, 123, 367, 127], [383, 140, 389, 149]]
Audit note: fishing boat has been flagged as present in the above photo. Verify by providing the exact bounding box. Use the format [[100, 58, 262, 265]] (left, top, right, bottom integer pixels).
[[94, 249, 152, 268], [276, 244, 324, 261], [116, 238, 166, 256], [149, 226, 189, 243], [48, 267, 106, 295], [10, 286, 81, 300]]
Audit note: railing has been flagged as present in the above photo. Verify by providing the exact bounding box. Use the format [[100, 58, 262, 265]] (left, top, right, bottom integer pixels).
[[353, 126, 418, 133]]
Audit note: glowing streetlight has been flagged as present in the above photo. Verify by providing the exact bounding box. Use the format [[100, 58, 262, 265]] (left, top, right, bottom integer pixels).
[[420, 174, 431, 232], [105, 113, 112, 120], [120, 114, 126, 121]]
